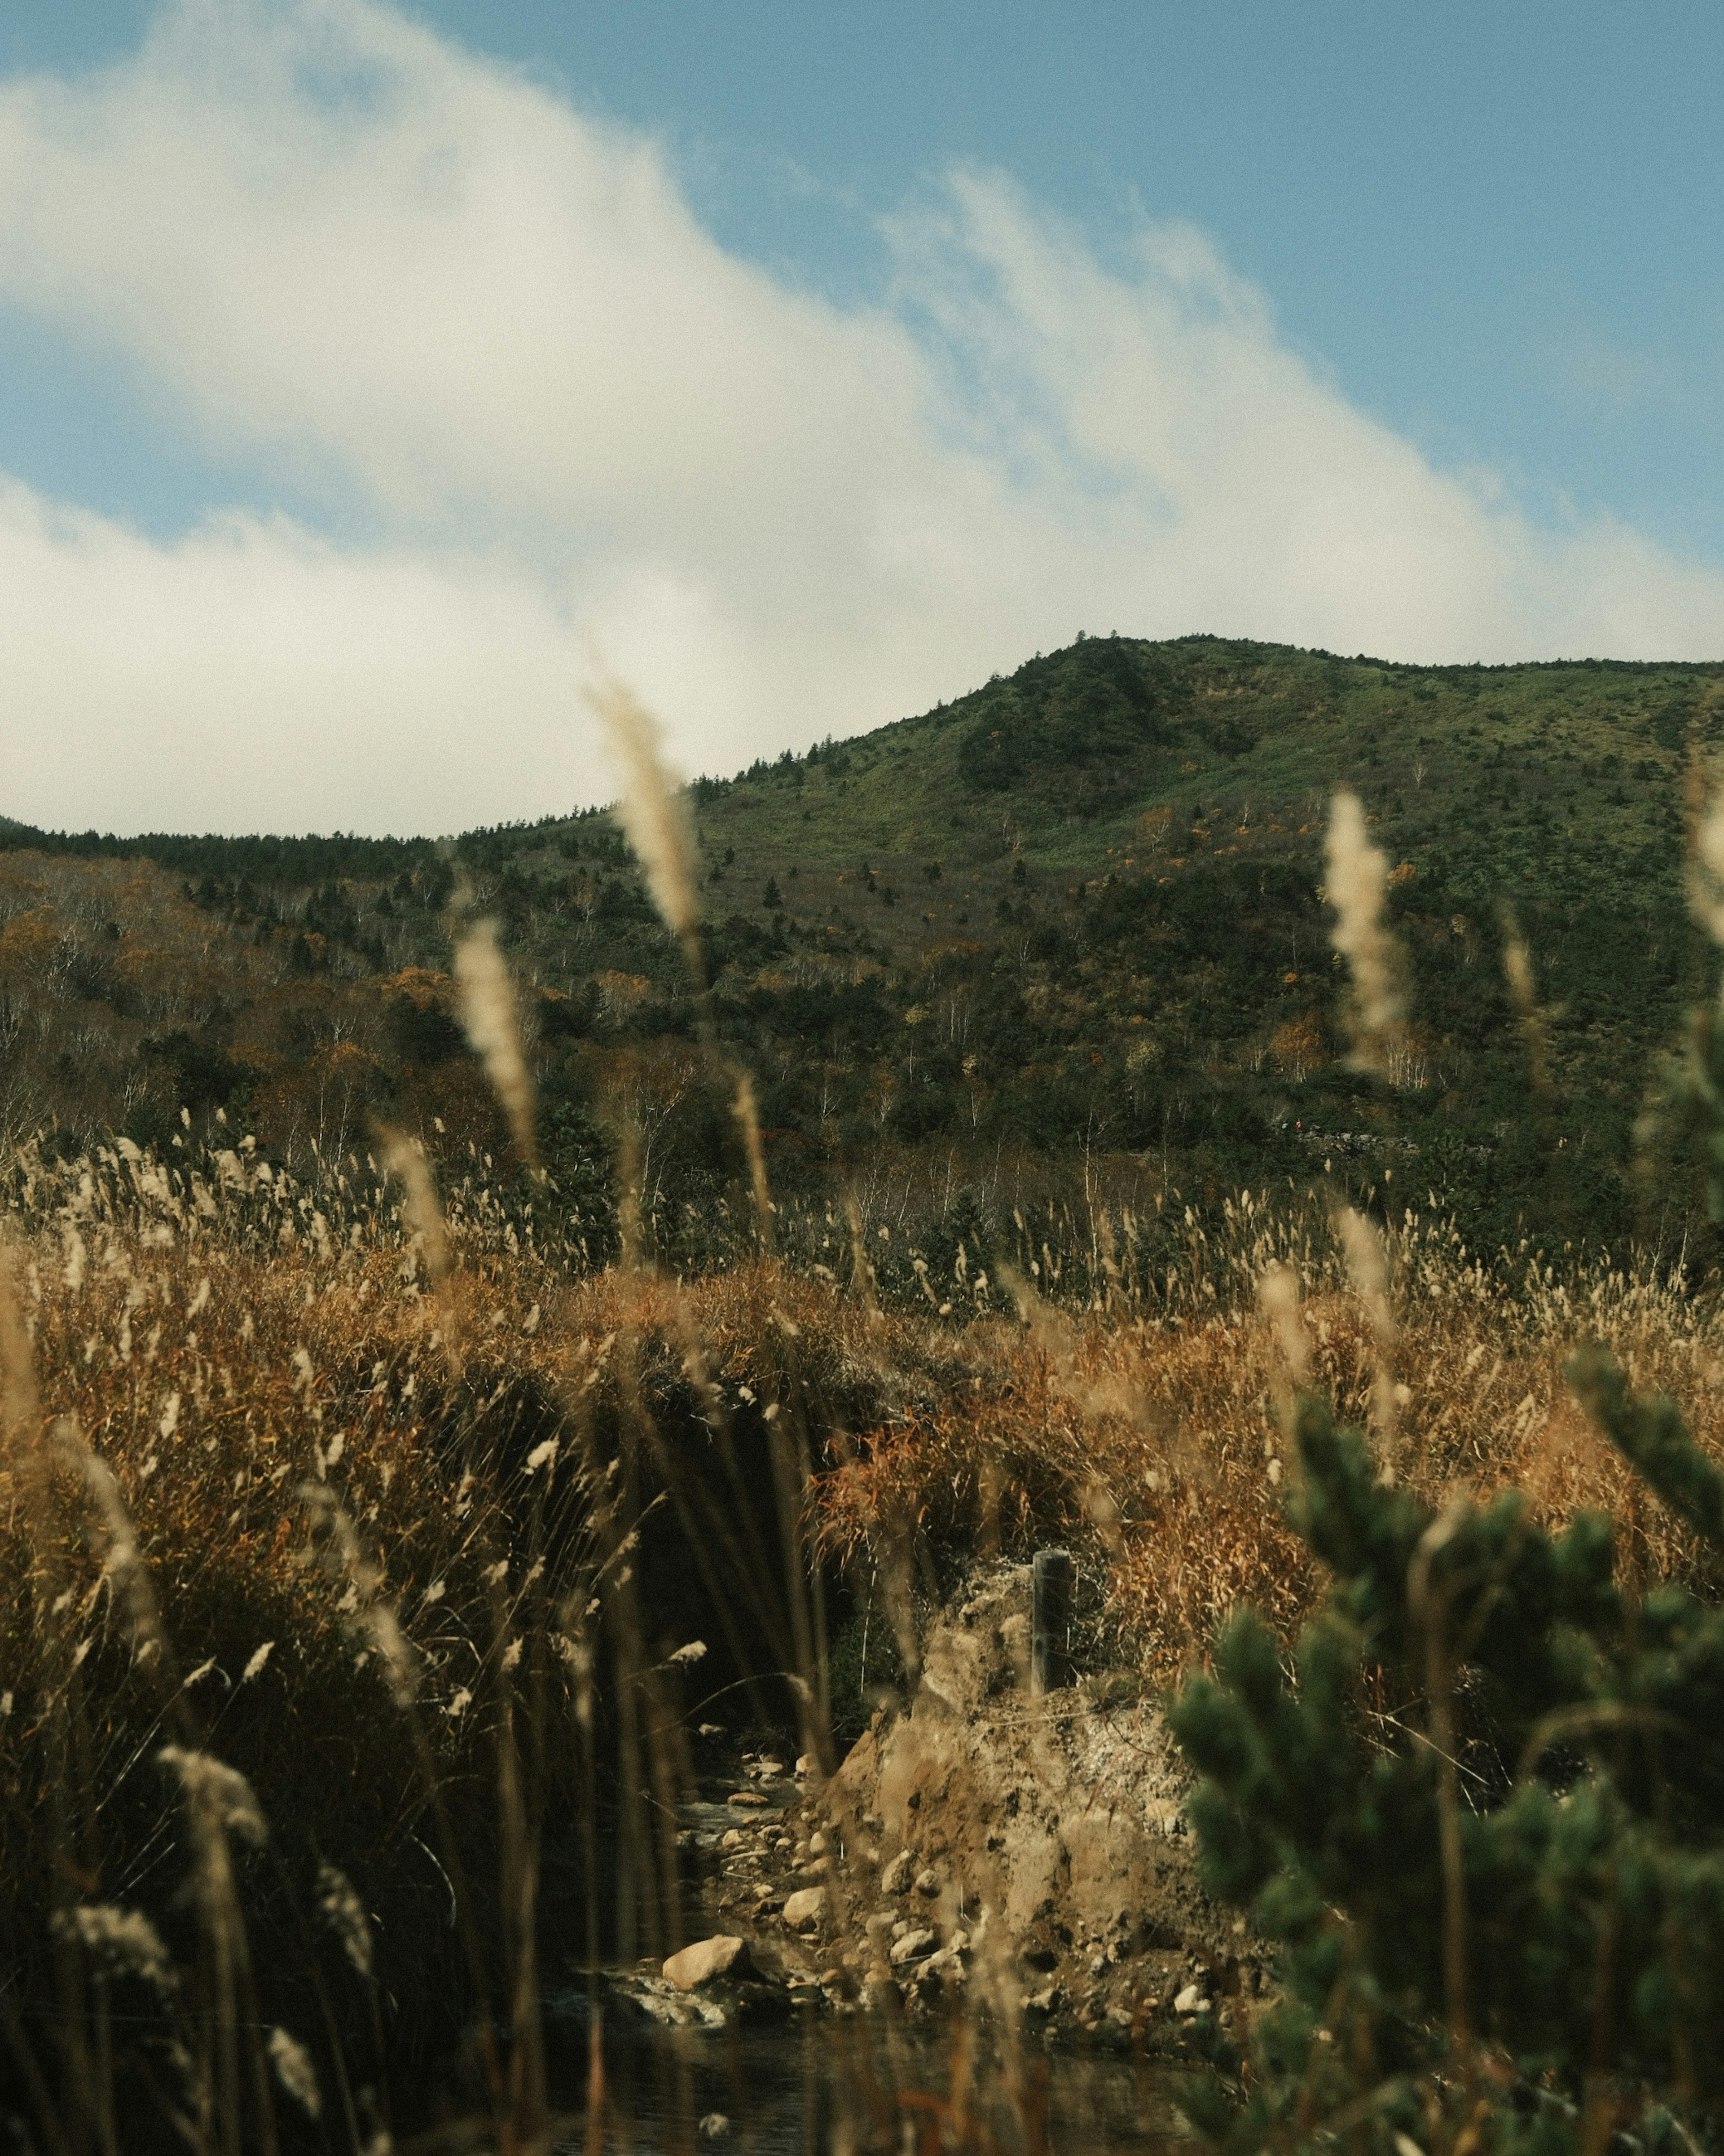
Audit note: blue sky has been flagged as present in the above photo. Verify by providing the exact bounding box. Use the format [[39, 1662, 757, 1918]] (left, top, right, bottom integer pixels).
[[1, 1, 1721, 834]]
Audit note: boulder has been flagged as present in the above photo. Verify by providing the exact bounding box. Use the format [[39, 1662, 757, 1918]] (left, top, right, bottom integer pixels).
[[663, 1935, 750, 1991], [782, 1887, 827, 1932]]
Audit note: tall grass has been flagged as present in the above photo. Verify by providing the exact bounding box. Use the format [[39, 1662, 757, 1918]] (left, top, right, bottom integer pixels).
[[8, 748, 1724, 2152]]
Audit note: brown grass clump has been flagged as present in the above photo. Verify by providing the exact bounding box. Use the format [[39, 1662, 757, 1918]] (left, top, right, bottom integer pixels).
[[9, 1115, 1724, 2143], [13, 1141, 1724, 1743], [814, 1201, 1724, 1679]]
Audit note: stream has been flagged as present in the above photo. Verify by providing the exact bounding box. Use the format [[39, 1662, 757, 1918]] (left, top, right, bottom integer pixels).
[[541, 1986, 1187, 2153]]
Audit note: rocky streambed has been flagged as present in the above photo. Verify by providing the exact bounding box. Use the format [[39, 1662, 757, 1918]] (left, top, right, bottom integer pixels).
[[607, 1564, 1264, 2053]]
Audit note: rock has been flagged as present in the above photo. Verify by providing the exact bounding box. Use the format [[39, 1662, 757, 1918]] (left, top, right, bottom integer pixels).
[[1173, 1983, 1210, 2015], [1024, 1985, 1063, 2016], [663, 1936, 749, 1991], [698, 2116, 730, 2140], [698, 1723, 724, 1737], [756, 1758, 785, 1781], [720, 1828, 745, 1851], [825, 1564, 1240, 1992], [809, 1830, 827, 1856], [782, 1887, 827, 1932], [914, 1867, 940, 1897], [727, 1790, 769, 1809], [795, 1754, 816, 1777], [612, 1975, 727, 2029], [889, 1927, 938, 1966]]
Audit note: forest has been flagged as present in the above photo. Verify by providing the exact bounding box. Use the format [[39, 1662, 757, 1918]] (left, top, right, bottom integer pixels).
[[3, 635, 1720, 1283]]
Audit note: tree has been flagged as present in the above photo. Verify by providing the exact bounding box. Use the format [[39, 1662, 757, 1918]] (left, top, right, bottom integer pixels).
[[1170, 1349, 1724, 2156]]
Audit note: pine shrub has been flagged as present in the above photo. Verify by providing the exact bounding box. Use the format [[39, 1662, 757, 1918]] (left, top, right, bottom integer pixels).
[[1171, 1349, 1724, 2155]]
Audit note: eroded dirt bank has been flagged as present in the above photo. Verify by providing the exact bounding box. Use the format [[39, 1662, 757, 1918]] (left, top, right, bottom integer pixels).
[[617, 1565, 1265, 2046]]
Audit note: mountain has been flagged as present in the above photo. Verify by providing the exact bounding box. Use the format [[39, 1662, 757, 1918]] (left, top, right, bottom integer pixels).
[[4, 634, 1722, 1266]]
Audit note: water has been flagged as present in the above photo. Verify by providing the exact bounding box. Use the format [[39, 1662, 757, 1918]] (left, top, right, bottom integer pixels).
[[542, 1988, 1185, 2153]]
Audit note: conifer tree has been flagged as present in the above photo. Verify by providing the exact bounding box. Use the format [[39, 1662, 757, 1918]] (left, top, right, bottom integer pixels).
[[1170, 1349, 1724, 2156]]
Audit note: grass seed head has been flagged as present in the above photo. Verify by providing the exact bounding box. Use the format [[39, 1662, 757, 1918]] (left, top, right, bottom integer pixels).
[[452, 917, 538, 1168], [1691, 785, 1724, 949], [1325, 788, 1407, 1076], [585, 675, 703, 971]]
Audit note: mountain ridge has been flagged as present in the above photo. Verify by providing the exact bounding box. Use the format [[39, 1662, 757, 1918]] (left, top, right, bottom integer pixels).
[[4, 635, 1723, 1266]]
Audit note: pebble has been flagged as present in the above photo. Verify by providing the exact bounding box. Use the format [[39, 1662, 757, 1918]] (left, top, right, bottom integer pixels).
[[1173, 1983, 1210, 2015], [720, 1829, 744, 1850], [808, 1831, 827, 1856], [888, 1927, 937, 1966], [914, 1867, 940, 1897], [880, 1851, 915, 1895]]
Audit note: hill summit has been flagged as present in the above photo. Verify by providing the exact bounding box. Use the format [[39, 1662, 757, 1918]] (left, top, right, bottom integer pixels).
[[3, 634, 1722, 1264]]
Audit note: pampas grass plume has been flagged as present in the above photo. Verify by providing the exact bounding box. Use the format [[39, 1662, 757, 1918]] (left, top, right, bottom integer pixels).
[[1338, 1204, 1401, 1469], [453, 918, 538, 1167], [1257, 1262, 1311, 1386], [378, 1127, 452, 1290], [1691, 788, 1724, 952], [584, 676, 702, 969], [1325, 789, 1407, 1076]]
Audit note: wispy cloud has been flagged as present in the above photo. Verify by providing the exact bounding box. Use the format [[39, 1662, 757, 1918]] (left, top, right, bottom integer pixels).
[[0, 0, 1720, 834]]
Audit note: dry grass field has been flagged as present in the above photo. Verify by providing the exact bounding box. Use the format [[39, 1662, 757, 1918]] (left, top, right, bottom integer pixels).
[[9, 760, 1724, 2152]]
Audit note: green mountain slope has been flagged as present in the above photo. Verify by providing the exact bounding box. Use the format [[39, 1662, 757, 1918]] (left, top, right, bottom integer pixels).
[[4, 635, 1722, 1266]]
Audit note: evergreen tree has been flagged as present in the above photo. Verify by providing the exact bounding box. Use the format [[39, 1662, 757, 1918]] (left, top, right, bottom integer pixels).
[[1170, 1350, 1724, 2156]]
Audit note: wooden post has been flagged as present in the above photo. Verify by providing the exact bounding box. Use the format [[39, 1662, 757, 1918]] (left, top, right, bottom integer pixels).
[[1031, 1548, 1074, 1696]]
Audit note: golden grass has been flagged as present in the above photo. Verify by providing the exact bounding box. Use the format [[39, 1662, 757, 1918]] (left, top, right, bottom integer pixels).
[[8, 1120, 1724, 2146], [9, 1140, 1724, 1737], [814, 1200, 1724, 1678]]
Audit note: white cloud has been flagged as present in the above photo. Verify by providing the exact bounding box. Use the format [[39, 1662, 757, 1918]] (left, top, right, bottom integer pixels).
[[0, 485, 585, 833], [0, 0, 1720, 835]]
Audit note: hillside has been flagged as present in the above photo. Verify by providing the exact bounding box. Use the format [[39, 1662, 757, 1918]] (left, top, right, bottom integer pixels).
[[4, 633, 1723, 1270]]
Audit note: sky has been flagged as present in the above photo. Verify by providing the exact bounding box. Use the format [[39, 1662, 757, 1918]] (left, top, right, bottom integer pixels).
[[0, 1, 1721, 837]]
